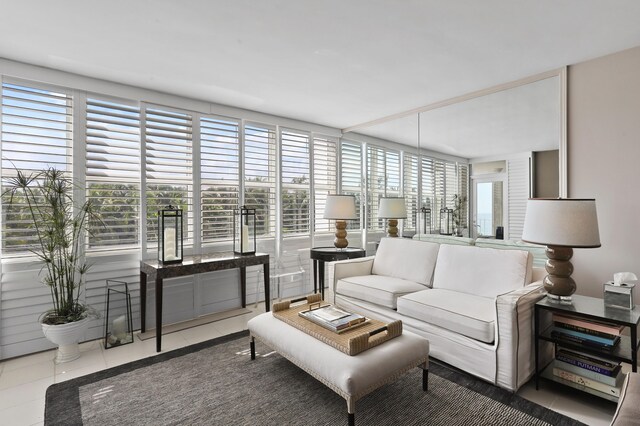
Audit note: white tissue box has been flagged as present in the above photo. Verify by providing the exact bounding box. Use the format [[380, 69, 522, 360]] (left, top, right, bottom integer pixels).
[[604, 282, 635, 310]]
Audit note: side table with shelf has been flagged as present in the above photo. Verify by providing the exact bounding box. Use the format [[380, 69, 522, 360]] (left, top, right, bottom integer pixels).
[[310, 247, 366, 300], [534, 294, 640, 402]]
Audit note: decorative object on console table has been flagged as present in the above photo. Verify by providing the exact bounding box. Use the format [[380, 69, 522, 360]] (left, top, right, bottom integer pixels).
[[522, 198, 601, 302], [416, 206, 432, 235], [159, 205, 183, 264], [604, 272, 637, 310], [439, 207, 453, 235], [104, 280, 134, 349], [323, 194, 358, 249], [378, 196, 407, 238], [234, 205, 256, 254]]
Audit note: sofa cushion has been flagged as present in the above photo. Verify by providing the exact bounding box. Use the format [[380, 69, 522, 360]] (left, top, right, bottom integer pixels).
[[475, 238, 547, 268], [336, 275, 426, 309], [372, 238, 439, 286], [432, 244, 532, 298], [397, 288, 496, 343]]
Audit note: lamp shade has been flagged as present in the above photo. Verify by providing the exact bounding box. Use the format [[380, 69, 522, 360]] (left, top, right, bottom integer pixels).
[[521, 198, 601, 248], [378, 197, 407, 219], [323, 194, 357, 219]]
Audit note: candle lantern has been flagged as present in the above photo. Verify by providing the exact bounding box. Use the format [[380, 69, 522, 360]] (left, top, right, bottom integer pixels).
[[234, 206, 256, 255], [439, 207, 454, 235], [104, 280, 133, 349], [416, 207, 431, 235], [158, 205, 183, 264]]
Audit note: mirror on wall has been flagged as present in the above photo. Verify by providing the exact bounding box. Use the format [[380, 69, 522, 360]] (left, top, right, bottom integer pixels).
[[343, 68, 566, 243]]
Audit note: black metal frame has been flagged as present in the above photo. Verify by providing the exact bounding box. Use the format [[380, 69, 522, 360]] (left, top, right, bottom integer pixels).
[[439, 207, 453, 235], [417, 206, 431, 235], [233, 205, 256, 255], [104, 279, 134, 350]]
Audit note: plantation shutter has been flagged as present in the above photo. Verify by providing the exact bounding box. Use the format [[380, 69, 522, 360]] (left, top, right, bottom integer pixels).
[[507, 156, 531, 239], [420, 157, 435, 231], [433, 160, 446, 231], [366, 145, 385, 230], [340, 141, 362, 230], [1, 81, 73, 254], [313, 136, 337, 233], [403, 153, 419, 230], [85, 97, 141, 250], [244, 123, 276, 237], [200, 116, 240, 243], [281, 129, 310, 236], [445, 162, 457, 209], [458, 164, 469, 228], [144, 106, 193, 245]]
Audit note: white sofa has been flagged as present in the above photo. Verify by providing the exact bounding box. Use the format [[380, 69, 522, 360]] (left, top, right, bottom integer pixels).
[[328, 237, 546, 392]]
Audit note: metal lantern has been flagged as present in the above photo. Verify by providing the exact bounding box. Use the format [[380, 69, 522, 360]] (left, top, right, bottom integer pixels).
[[416, 207, 431, 235], [234, 206, 256, 255], [159, 205, 183, 264], [104, 280, 133, 349], [439, 207, 454, 235]]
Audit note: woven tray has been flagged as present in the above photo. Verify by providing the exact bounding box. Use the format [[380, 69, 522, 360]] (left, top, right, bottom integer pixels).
[[272, 294, 402, 356]]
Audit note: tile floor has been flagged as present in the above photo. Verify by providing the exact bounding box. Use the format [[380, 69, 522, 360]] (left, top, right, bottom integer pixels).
[[0, 305, 617, 426]]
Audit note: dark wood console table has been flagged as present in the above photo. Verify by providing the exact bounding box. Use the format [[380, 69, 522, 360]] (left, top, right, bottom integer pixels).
[[140, 252, 270, 352], [310, 247, 366, 300]]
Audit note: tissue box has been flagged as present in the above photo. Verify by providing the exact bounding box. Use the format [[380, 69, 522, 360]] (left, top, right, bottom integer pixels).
[[603, 282, 635, 310]]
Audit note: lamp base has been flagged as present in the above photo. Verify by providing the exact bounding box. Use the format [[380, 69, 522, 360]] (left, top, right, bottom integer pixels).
[[543, 245, 576, 299], [333, 220, 349, 249], [386, 219, 399, 238]]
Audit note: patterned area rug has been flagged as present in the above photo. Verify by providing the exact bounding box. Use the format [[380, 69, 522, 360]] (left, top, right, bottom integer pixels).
[[45, 331, 583, 425]]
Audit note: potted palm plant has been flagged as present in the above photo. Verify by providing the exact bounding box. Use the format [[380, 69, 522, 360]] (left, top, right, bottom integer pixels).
[[4, 168, 98, 363], [452, 194, 468, 237]]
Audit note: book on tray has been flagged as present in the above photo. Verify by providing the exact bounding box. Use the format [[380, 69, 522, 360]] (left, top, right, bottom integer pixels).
[[299, 305, 367, 333]]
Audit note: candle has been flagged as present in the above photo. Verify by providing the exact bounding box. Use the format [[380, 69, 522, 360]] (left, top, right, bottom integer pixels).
[[112, 315, 127, 340], [241, 224, 250, 252], [164, 227, 176, 260]]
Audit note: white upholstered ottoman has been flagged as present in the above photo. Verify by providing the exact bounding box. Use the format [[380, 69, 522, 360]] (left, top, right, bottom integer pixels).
[[247, 312, 430, 425]]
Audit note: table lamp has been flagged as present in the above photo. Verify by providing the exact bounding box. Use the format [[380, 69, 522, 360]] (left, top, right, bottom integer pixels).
[[378, 197, 407, 238], [323, 194, 358, 249], [521, 198, 600, 301]]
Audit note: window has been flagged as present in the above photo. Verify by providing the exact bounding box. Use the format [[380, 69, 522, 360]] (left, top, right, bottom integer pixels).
[[403, 153, 419, 230], [144, 106, 193, 246], [244, 123, 276, 237], [85, 97, 141, 250], [312, 136, 337, 233], [200, 116, 240, 243], [340, 141, 362, 230], [1, 81, 73, 254], [420, 157, 435, 232], [366, 145, 400, 231], [281, 129, 310, 236]]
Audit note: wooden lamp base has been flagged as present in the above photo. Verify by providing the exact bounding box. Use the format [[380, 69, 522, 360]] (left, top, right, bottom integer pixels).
[[334, 220, 349, 249], [386, 219, 399, 238]]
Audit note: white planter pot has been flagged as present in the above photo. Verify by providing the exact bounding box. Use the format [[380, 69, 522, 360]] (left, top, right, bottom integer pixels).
[[41, 317, 90, 363]]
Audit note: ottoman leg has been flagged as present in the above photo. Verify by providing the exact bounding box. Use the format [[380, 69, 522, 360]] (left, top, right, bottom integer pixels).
[[250, 337, 256, 360], [348, 412, 355, 426], [423, 368, 429, 392]]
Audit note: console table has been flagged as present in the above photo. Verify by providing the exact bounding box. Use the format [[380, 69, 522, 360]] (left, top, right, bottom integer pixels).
[[140, 252, 270, 352], [310, 247, 366, 300]]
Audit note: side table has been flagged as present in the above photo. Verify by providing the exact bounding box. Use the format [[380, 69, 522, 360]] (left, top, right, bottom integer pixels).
[[534, 294, 640, 402], [310, 247, 366, 300]]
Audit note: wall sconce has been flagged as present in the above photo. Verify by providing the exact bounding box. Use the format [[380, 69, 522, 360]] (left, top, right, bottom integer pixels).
[[159, 205, 183, 264]]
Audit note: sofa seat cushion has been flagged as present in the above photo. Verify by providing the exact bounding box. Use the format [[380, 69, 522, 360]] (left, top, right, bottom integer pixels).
[[432, 244, 532, 298], [397, 289, 496, 343], [336, 275, 426, 309], [372, 238, 440, 287]]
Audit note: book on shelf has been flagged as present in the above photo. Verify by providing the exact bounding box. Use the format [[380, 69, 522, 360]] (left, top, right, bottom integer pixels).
[[552, 367, 622, 397], [299, 305, 367, 333], [556, 348, 621, 376], [553, 321, 621, 340], [552, 359, 623, 387], [551, 327, 620, 350], [552, 314, 624, 336]]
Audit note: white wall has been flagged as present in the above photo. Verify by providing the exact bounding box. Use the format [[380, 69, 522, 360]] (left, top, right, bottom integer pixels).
[[568, 46, 640, 303]]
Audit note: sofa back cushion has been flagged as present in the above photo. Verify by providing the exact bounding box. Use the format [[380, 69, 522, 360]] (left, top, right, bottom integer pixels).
[[372, 238, 440, 287], [432, 244, 533, 298]]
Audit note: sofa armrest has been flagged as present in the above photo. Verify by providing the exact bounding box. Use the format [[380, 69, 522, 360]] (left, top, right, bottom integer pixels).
[[327, 256, 375, 304], [494, 281, 546, 391]]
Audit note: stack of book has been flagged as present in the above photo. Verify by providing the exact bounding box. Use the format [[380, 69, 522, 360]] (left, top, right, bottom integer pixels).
[[299, 305, 367, 333], [552, 348, 623, 397], [551, 314, 624, 350]]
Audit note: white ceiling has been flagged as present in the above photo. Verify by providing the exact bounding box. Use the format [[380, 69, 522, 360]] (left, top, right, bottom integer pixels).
[[1, 1, 640, 139]]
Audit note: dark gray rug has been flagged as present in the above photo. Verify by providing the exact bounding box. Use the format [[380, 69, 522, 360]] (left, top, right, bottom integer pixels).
[[45, 331, 583, 425]]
